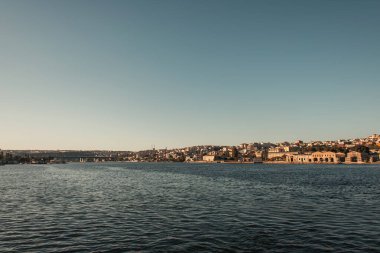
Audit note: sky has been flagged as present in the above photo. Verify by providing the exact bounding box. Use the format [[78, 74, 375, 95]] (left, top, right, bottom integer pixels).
[[0, 0, 379, 150]]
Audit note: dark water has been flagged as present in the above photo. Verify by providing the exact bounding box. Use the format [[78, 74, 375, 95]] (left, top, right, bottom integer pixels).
[[1, 163, 380, 252]]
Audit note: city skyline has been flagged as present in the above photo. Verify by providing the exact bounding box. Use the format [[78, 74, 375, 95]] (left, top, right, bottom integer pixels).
[[1, 0, 379, 150], [2, 133, 379, 165]]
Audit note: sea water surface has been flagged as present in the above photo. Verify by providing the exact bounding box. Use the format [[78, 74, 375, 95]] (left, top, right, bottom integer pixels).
[[0, 163, 380, 252]]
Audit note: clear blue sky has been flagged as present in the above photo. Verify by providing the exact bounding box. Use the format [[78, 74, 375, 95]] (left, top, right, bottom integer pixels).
[[0, 0, 379, 150]]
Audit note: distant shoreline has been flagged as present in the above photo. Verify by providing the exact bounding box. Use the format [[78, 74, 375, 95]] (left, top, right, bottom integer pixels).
[[2, 161, 380, 166]]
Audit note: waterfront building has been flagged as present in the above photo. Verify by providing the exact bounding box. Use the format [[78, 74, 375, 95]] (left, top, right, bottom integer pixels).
[[311, 152, 345, 163], [286, 153, 312, 163], [369, 153, 379, 163], [268, 151, 297, 160], [345, 151, 368, 163], [185, 156, 195, 162], [254, 150, 268, 160], [228, 147, 238, 160], [286, 152, 345, 164], [203, 155, 217, 162]]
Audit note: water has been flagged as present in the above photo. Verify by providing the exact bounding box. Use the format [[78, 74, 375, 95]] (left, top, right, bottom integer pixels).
[[1, 163, 380, 252]]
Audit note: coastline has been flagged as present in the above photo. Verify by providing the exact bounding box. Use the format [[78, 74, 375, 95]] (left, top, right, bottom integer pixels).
[[1, 160, 380, 166]]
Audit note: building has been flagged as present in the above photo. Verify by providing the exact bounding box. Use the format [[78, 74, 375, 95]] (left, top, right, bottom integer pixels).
[[202, 155, 217, 162], [311, 152, 345, 163], [286, 153, 312, 163], [255, 150, 268, 160], [286, 152, 345, 164], [369, 152, 379, 163], [345, 151, 368, 163], [268, 151, 297, 160], [228, 147, 238, 160]]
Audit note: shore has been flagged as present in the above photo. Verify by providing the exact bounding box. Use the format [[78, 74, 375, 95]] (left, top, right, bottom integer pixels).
[[189, 161, 380, 165]]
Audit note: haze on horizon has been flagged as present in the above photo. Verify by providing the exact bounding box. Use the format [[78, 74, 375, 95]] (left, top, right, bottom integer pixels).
[[0, 0, 379, 151]]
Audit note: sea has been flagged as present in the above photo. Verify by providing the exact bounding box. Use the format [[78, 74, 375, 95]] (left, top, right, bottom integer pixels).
[[0, 163, 379, 252]]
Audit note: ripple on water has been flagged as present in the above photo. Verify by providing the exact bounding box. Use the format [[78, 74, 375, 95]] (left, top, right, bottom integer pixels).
[[0, 163, 380, 252]]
